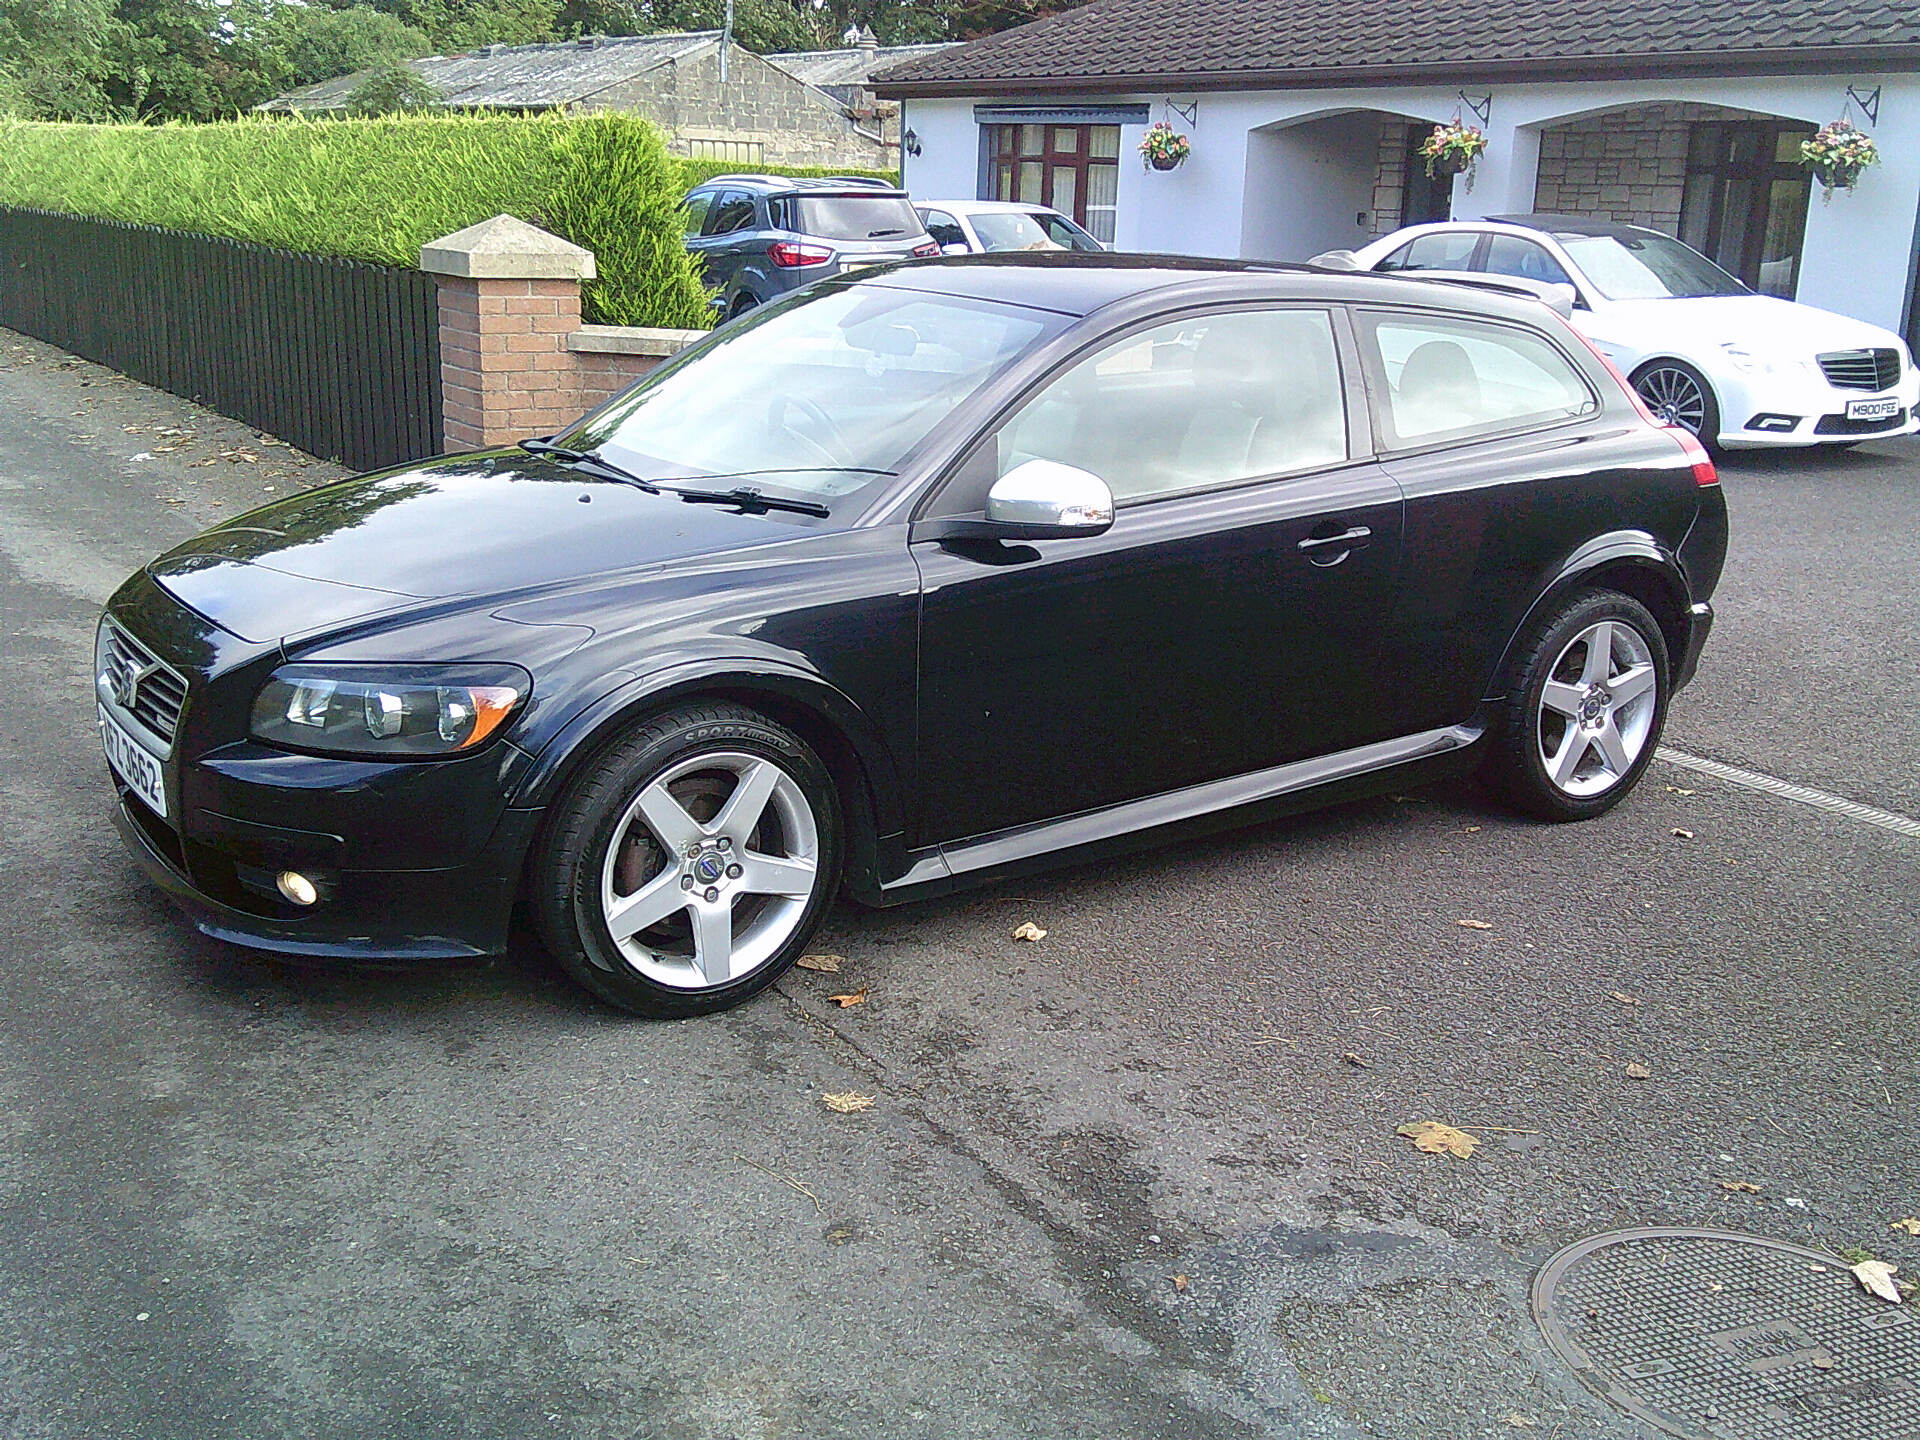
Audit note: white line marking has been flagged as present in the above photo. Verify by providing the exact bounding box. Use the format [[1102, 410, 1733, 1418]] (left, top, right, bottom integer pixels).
[[1656, 748, 1920, 840]]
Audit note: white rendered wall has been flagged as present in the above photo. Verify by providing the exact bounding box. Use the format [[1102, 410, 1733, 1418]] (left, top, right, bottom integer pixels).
[[900, 74, 1920, 333]]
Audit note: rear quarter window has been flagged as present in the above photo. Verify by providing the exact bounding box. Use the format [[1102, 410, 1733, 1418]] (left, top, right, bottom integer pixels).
[[1377, 230, 1482, 272], [1358, 310, 1597, 450]]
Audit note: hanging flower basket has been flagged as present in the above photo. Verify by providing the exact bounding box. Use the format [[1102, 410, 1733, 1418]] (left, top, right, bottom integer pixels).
[[1420, 120, 1487, 185], [1801, 118, 1878, 201], [1139, 122, 1191, 172]]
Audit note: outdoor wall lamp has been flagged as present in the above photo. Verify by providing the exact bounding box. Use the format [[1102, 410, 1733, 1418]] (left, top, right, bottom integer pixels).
[[903, 129, 922, 156]]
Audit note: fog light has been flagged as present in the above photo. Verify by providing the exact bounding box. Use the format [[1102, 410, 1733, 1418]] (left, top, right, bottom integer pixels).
[[276, 870, 319, 907]]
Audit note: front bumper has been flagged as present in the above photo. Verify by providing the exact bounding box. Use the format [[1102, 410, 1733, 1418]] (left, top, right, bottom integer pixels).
[[113, 785, 540, 961], [1715, 365, 1920, 448]]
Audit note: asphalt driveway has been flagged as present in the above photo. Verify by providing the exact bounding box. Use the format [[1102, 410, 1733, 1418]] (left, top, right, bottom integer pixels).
[[1, 330, 1914, 1440]]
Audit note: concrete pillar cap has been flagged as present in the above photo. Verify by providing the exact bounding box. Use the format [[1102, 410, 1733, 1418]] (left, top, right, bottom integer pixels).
[[420, 214, 597, 280]]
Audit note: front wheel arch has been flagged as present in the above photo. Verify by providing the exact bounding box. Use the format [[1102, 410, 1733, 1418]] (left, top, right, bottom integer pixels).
[[516, 671, 899, 897]]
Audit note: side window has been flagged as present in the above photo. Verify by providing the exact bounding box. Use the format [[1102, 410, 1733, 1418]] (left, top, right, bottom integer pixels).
[[1482, 235, 1574, 287], [923, 210, 966, 248], [1360, 311, 1597, 449], [682, 191, 713, 238], [995, 309, 1348, 503], [704, 191, 757, 236], [1376, 230, 1481, 272]]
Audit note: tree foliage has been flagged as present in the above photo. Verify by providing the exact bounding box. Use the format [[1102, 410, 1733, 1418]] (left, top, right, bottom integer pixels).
[[0, 0, 1087, 123], [345, 60, 444, 114]]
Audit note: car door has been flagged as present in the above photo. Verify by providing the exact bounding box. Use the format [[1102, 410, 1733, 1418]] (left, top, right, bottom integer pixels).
[[688, 189, 757, 294], [909, 305, 1406, 846], [1352, 305, 1651, 737], [920, 208, 969, 254]]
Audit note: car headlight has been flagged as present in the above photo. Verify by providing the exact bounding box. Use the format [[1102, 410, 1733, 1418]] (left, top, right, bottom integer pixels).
[[1719, 344, 1775, 375], [251, 664, 529, 758]]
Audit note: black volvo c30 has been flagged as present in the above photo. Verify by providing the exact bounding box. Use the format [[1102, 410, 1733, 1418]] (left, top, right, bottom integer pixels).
[[97, 255, 1727, 1016]]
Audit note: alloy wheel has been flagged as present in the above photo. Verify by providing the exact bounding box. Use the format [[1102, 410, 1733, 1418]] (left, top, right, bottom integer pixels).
[[597, 750, 820, 990], [1634, 365, 1707, 434], [1535, 620, 1659, 798]]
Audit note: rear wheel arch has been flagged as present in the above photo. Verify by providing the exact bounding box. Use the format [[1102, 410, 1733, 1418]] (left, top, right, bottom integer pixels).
[[1485, 549, 1690, 703]]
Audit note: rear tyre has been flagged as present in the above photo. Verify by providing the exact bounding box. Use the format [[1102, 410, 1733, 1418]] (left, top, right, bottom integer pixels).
[[727, 293, 757, 320], [1631, 359, 1721, 450], [1482, 589, 1670, 822], [532, 703, 842, 1017]]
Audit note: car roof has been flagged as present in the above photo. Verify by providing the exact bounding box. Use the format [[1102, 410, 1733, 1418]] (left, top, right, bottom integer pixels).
[[853, 251, 1574, 324], [1485, 213, 1668, 240], [690, 174, 905, 197], [915, 199, 1068, 217]]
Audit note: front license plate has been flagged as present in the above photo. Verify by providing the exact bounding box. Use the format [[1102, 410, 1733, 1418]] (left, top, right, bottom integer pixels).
[[99, 703, 167, 818], [1846, 397, 1899, 421]]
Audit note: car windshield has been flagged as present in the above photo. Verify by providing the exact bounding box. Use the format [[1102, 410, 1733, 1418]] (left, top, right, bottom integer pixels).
[[786, 195, 925, 241], [970, 211, 1067, 252], [1555, 231, 1748, 300], [563, 285, 1060, 496]]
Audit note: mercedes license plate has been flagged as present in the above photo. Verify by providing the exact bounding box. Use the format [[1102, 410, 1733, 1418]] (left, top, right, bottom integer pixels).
[[99, 703, 167, 817], [1846, 396, 1899, 421]]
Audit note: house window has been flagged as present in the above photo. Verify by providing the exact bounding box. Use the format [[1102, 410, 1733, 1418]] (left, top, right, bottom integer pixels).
[[1679, 121, 1814, 298], [985, 124, 1120, 243], [687, 137, 764, 164]]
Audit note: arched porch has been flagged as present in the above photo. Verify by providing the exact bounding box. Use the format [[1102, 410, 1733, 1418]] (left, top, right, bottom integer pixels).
[[1238, 107, 1452, 262], [1526, 101, 1817, 296]]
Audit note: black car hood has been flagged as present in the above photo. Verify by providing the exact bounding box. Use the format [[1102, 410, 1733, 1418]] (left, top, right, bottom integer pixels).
[[148, 452, 808, 644]]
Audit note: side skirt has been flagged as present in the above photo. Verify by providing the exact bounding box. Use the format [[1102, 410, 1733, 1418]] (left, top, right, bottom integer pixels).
[[873, 722, 1484, 904]]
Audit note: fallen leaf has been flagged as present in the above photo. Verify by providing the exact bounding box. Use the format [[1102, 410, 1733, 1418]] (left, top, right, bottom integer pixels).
[[1892, 1218, 1920, 1236], [828, 987, 869, 1009], [1663, 785, 1696, 795], [1609, 991, 1642, 1006], [1719, 1180, 1761, 1193], [821, 1092, 875, 1114], [795, 953, 843, 973], [1812, 1354, 1835, 1370], [1462, 825, 1482, 833], [1011, 921, 1048, 942], [1624, 1062, 1652, 1080], [1397, 1120, 1478, 1159], [1850, 1260, 1903, 1304], [1171, 1274, 1190, 1293], [1501, 1417, 1537, 1430], [1672, 827, 1694, 839], [1341, 1051, 1370, 1068], [1456, 919, 1494, 930]]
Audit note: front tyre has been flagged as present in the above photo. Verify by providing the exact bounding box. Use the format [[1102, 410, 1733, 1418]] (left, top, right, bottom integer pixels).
[[1483, 590, 1670, 822], [1631, 359, 1721, 449], [533, 703, 842, 1017]]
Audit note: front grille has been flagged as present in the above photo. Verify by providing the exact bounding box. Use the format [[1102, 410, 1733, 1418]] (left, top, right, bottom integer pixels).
[[1814, 407, 1908, 436], [99, 619, 188, 749], [1816, 348, 1901, 391]]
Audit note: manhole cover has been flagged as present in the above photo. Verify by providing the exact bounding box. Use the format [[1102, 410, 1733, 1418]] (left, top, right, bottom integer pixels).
[[1534, 1227, 1917, 1439]]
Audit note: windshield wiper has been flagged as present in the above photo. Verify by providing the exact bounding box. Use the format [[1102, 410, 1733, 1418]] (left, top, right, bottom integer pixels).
[[517, 437, 661, 493], [664, 485, 831, 518], [867, 227, 907, 238]]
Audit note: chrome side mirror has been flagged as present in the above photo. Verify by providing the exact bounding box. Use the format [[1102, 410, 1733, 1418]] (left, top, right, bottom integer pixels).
[[983, 459, 1114, 538]]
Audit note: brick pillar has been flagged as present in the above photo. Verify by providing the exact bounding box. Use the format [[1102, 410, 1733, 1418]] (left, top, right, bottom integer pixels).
[[419, 215, 597, 453]]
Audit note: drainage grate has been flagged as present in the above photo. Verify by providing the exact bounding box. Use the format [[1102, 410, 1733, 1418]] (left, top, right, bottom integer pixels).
[[1534, 1228, 1918, 1439]]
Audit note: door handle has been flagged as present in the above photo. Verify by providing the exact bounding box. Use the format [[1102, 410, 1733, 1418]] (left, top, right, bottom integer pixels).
[[1296, 526, 1372, 551]]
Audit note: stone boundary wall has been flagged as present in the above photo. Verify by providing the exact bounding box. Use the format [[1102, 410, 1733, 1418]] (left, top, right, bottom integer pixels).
[[421, 214, 703, 451]]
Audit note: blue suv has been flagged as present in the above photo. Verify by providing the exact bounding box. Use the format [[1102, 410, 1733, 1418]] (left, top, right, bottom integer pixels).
[[684, 175, 937, 319]]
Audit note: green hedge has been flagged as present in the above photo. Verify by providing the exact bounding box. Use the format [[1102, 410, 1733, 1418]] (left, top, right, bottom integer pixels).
[[0, 114, 713, 329], [674, 158, 898, 190]]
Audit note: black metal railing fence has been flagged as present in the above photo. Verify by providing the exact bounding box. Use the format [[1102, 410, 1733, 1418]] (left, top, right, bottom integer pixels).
[[0, 207, 440, 471]]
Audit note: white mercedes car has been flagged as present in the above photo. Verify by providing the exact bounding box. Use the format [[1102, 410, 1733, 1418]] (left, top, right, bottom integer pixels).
[[1350, 216, 1918, 449], [913, 200, 1106, 256]]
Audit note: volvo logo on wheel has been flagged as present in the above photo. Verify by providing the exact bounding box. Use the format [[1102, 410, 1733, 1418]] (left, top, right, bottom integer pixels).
[[693, 852, 726, 885]]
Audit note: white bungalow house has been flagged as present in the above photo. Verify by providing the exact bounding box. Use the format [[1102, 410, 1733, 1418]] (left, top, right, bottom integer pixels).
[[875, 0, 1920, 342]]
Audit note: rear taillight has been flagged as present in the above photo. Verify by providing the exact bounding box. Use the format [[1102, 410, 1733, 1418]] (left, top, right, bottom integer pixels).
[[768, 242, 831, 268], [1669, 426, 1719, 487], [911, 240, 940, 258]]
